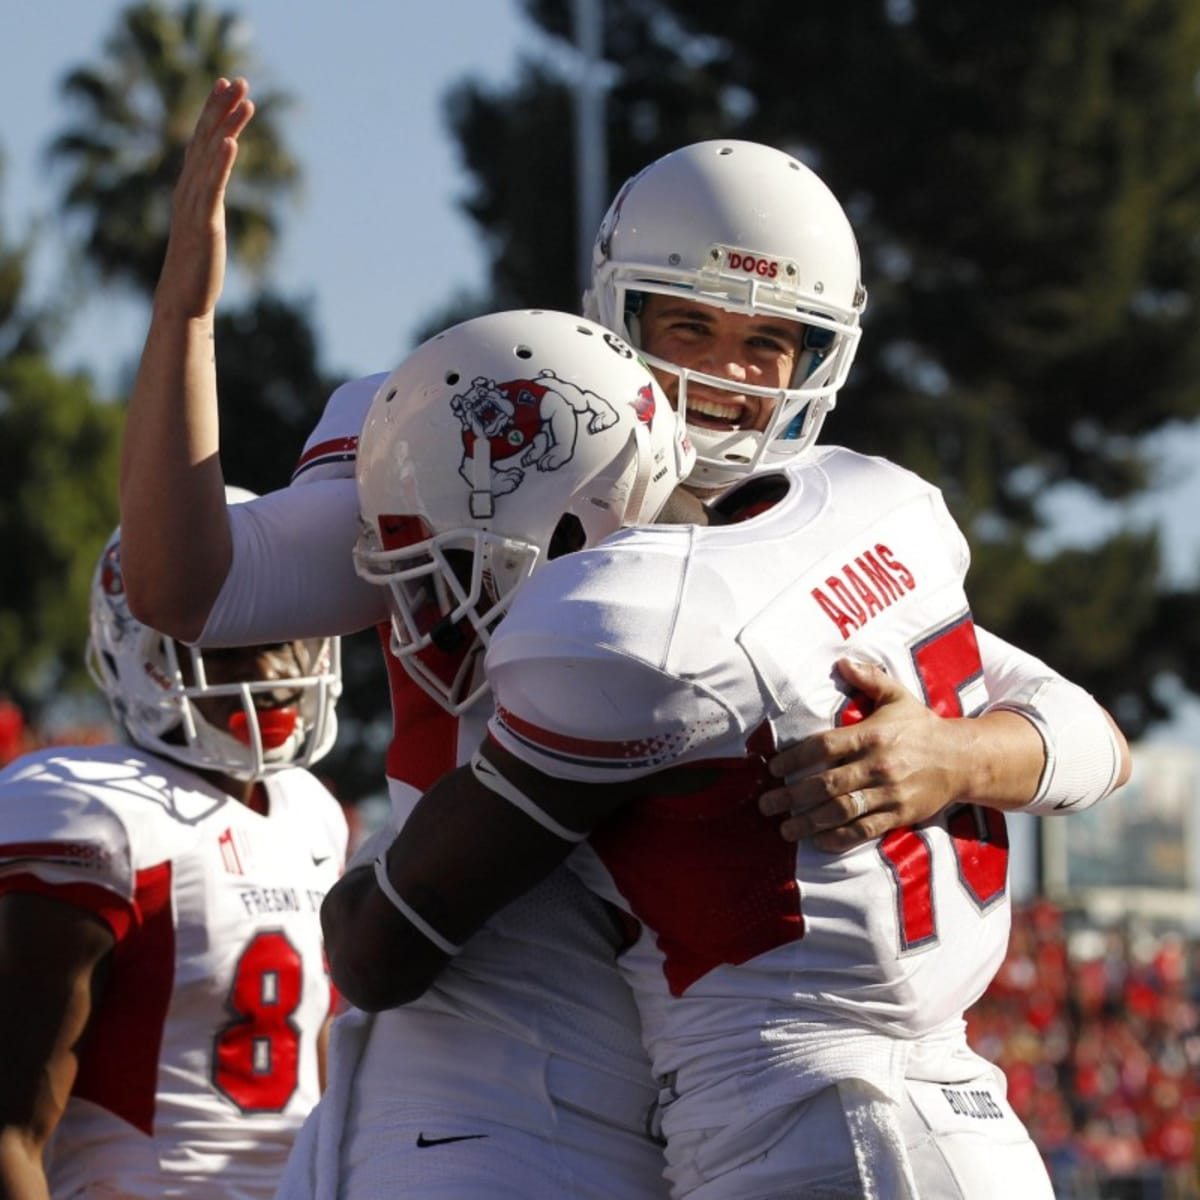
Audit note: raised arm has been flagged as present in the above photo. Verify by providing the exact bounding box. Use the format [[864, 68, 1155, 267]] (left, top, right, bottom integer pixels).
[[119, 78, 254, 641]]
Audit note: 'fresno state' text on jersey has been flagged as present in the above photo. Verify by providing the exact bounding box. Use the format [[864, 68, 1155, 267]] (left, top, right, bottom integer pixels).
[[485, 445, 1011, 1141]]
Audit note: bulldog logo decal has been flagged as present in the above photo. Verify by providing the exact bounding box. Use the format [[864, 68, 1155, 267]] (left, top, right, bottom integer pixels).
[[451, 369, 619, 497]]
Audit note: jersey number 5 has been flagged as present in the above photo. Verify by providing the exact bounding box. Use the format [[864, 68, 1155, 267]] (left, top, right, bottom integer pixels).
[[844, 614, 1009, 951]]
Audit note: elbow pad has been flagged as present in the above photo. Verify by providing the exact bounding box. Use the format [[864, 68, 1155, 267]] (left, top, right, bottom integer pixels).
[[985, 677, 1123, 814]]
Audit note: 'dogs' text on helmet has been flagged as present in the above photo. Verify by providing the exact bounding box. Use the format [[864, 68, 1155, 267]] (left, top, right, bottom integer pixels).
[[87, 488, 342, 780], [583, 140, 867, 489], [353, 308, 695, 714]]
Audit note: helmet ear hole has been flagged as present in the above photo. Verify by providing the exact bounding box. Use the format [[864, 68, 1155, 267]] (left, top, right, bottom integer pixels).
[[548, 513, 586, 560]]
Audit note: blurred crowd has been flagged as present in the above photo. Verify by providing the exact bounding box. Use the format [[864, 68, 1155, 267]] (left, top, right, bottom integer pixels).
[[0, 696, 111, 766], [969, 898, 1200, 1197]]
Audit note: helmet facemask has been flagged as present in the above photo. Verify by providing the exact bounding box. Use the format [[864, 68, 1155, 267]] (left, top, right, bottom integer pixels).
[[353, 309, 695, 715], [171, 639, 340, 779], [353, 522, 534, 715], [88, 524, 342, 781], [589, 271, 862, 491], [582, 140, 868, 490]]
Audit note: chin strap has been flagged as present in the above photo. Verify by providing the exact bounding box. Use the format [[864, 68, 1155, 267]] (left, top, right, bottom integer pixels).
[[467, 417, 495, 520], [619, 415, 655, 525]]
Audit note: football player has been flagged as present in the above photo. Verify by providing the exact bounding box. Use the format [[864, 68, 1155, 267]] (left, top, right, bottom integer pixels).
[[117, 78, 1128, 1199], [329, 275, 1128, 1196], [0, 502, 345, 1199]]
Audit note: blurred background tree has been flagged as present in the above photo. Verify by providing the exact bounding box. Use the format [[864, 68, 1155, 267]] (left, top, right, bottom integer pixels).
[[3, 1, 389, 799], [48, 0, 297, 294], [444, 0, 1200, 737], [0, 164, 122, 715], [7, 0, 1200, 800]]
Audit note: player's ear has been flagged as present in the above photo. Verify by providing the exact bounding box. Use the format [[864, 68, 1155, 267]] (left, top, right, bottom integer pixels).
[[548, 514, 585, 559]]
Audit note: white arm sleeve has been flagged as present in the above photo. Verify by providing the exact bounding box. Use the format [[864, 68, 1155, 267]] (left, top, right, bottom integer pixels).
[[196, 479, 387, 645], [976, 626, 1124, 813], [290, 373, 387, 484], [487, 634, 740, 784]]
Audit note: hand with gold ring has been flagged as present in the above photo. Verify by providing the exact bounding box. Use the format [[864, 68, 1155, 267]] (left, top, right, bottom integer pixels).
[[758, 658, 967, 851], [846, 788, 868, 821]]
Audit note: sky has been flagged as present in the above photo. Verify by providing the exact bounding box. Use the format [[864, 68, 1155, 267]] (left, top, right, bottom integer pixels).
[[0, 0, 540, 387], [3, 0, 1199, 751]]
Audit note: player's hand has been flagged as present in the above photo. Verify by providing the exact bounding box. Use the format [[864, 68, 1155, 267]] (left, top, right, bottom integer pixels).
[[156, 77, 255, 320], [759, 658, 964, 850]]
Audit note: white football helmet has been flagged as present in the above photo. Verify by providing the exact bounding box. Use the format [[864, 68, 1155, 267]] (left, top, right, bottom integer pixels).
[[87, 488, 342, 780], [584, 139, 867, 489], [354, 308, 695, 713]]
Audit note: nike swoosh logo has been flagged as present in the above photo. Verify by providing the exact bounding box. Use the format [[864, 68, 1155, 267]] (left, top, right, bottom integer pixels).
[[311, 853, 331, 866], [416, 1132, 489, 1148]]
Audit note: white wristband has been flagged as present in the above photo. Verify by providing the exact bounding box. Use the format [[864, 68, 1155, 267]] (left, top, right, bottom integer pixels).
[[985, 677, 1123, 814], [372, 854, 462, 956], [470, 750, 587, 843]]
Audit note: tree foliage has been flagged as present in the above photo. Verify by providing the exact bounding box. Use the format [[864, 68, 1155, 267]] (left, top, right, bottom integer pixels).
[[444, 0, 1200, 734], [0, 157, 48, 362], [0, 158, 122, 715], [0, 355, 122, 712], [47, 1, 299, 295], [31, 5, 389, 804]]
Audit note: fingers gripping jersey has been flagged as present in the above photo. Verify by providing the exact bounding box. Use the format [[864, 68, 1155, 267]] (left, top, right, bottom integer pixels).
[[485, 446, 1012, 1140], [0, 745, 347, 1200]]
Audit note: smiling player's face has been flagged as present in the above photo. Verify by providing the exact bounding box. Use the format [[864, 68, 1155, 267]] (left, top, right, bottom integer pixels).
[[637, 294, 805, 434]]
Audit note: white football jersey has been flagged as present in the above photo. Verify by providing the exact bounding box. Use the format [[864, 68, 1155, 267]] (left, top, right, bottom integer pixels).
[[288, 374, 658, 1122], [207, 380, 665, 1197], [0, 744, 347, 1200], [485, 446, 1013, 1140], [290, 372, 385, 485]]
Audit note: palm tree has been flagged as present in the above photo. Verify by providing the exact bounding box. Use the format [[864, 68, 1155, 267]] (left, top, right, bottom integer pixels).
[[0, 154, 46, 358], [47, 1, 299, 296]]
